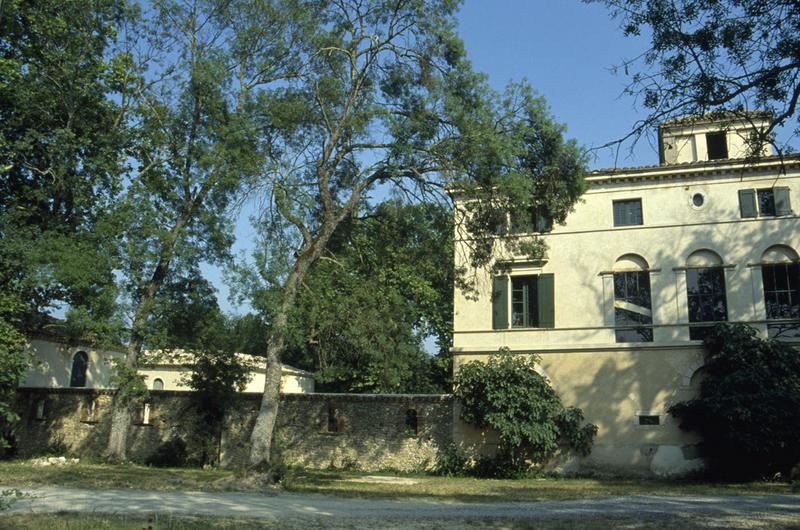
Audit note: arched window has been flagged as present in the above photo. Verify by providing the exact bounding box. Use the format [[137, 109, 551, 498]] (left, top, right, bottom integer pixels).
[[152, 378, 164, 391], [760, 245, 800, 337], [405, 409, 418, 436], [70, 351, 88, 388], [613, 254, 653, 342], [686, 250, 727, 340]]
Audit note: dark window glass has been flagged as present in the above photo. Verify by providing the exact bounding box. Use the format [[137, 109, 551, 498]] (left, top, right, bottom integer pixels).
[[70, 351, 88, 388], [762, 263, 800, 337], [614, 271, 653, 342], [757, 189, 776, 216], [686, 268, 728, 340], [510, 206, 552, 234], [613, 199, 643, 226], [511, 276, 538, 328], [706, 132, 728, 160], [638, 415, 660, 426]]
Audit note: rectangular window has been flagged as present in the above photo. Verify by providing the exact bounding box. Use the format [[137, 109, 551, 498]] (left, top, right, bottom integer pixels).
[[739, 187, 791, 218], [511, 276, 538, 328], [706, 132, 728, 160], [510, 206, 552, 234], [613, 199, 643, 227], [638, 415, 660, 426], [492, 274, 555, 329], [762, 263, 800, 337], [686, 267, 728, 340], [614, 271, 653, 342]]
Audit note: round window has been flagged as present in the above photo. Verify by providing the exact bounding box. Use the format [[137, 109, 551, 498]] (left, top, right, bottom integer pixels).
[[692, 193, 705, 207]]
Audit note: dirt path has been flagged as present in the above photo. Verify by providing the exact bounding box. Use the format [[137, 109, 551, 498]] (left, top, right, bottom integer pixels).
[[4, 486, 800, 528]]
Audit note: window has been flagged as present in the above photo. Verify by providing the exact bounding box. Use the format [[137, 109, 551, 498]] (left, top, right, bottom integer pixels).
[[613, 199, 643, 226], [492, 274, 554, 329], [762, 262, 800, 337], [70, 351, 88, 388], [638, 415, 660, 426], [512, 276, 538, 328], [510, 206, 552, 234], [738, 187, 791, 218], [686, 267, 728, 340], [706, 132, 728, 160], [34, 399, 46, 421], [614, 270, 653, 342], [405, 409, 418, 436], [152, 378, 164, 391]]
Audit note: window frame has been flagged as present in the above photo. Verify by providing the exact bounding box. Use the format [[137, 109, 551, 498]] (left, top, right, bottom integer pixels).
[[612, 198, 643, 227], [613, 270, 653, 343], [492, 273, 555, 330], [686, 266, 728, 340], [761, 262, 800, 337]]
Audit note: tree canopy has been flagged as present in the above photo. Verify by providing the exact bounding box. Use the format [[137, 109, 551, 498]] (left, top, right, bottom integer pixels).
[[591, 0, 800, 155]]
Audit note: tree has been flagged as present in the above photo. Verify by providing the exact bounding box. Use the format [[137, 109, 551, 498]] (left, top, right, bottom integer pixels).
[[104, 0, 301, 461], [243, 0, 587, 468], [1, 0, 128, 439], [590, 0, 800, 156], [239, 201, 454, 393], [454, 349, 597, 476], [669, 323, 800, 480]]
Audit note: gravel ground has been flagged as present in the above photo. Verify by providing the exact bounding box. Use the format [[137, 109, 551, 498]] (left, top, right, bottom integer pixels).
[[3, 486, 800, 529]]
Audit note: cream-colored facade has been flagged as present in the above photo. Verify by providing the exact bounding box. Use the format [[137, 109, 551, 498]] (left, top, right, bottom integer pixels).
[[138, 350, 315, 394], [20, 336, 123, 389], [21, 339, 314, 394], [452, 115, 800, 476]]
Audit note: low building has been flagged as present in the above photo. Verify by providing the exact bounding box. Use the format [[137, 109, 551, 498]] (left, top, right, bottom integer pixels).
[[451, 113, 800, 476], [20, 337, 314, 394]]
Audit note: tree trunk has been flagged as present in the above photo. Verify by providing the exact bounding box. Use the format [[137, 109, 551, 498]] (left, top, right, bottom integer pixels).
[[248, 217, 345, 469]]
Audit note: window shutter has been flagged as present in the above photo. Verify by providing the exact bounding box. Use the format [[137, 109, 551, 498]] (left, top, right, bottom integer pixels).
[[536, 274, 555, 328], [492, 276, 509, 329], [775, 187, 791, 215], [738, 189, 757, 218]]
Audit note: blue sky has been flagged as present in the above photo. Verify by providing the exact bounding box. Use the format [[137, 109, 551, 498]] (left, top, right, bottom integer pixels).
[[212, 1, 658, 315], [458, 0, 656, 169]]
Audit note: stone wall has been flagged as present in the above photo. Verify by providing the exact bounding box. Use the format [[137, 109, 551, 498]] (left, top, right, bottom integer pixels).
[[10, 388, 453, 472]]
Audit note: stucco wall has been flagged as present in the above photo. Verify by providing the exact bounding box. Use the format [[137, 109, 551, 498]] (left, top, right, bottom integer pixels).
[[138, 366, 315, 394], [20, 339, 123, 389], [10, 389, 452, 472]]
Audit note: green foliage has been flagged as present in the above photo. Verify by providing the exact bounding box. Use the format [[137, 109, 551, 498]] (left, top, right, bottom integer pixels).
[[109, 360, 149, 407], [454, 349, 597, 476], [591, 0, 800, 152], [238, 201, 454, 393], [432, 444, 469, 477], [145, 437, 189, 468], [669, 323, 800, 480], [0, 293, 31, 449]]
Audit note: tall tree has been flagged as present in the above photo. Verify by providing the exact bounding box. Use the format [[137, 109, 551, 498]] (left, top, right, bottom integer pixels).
[[0, 0, 128, 437], [235, 201, 453, 393], [104, 0, 302, 461], [590, 0, 800, 155], [244, 0, 586, 469]]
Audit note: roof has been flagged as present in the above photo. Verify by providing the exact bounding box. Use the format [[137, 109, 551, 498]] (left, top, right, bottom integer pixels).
[[658, 110, 773, 128], [587, 153, 800, 186]]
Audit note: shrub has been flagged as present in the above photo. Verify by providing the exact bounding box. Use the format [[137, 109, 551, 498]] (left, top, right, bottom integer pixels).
[[145, 437, 189, 468], [454, 348, 597, 476], [669, 323, 800, 480], [432, 444, 469, 477]]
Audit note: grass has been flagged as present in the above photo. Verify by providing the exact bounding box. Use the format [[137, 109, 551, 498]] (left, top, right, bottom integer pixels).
[[0, 460, 795, 503], [282, 469, 796, 502], [1, 513, 798, 530]]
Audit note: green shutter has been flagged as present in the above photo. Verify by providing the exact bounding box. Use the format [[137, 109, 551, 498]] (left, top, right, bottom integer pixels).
[[492, 276, 509, 329], [537, 273, 555, 328], [739, 189, 757, 218], [775, 187, 792, 215]]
